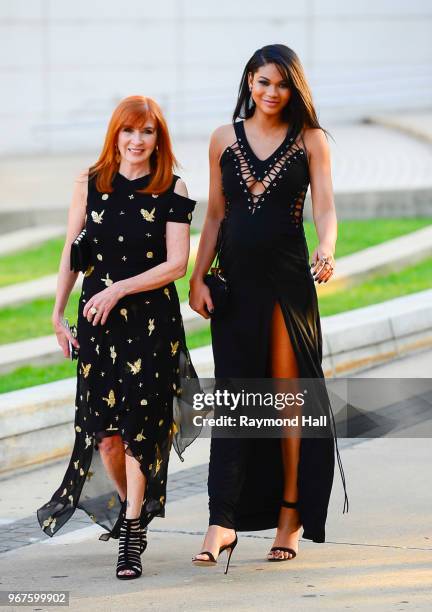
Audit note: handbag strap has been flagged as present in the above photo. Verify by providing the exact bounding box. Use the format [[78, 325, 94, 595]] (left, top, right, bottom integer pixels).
[[214, 196, 230, 269]]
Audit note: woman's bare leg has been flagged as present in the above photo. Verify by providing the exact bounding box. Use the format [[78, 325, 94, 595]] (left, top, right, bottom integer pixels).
[[124, 449, 146, 519], [117, 447, 147, 576], [98, 435, 127, 501], [192, 525, 237, 563], [99, 434, 148, 575], [268, 301, 302, 560]]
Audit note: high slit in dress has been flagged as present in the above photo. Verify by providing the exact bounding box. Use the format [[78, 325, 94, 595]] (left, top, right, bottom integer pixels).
[[208, 121, 349, 542], [37, 172, 199, 541]]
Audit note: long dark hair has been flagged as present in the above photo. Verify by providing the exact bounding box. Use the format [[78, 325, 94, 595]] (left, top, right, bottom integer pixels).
[[233, 44, 328, 137]]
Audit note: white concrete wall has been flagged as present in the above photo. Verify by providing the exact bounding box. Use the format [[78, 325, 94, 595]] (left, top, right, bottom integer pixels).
[[1, 0, 431, 154]]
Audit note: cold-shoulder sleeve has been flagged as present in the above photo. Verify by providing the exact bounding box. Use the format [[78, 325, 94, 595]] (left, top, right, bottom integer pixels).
[[166, 191, 196, 225]]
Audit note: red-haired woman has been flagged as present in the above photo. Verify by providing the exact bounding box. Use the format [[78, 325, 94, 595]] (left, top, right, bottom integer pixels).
[[37, 95, 197, 580], [190, 45, 348, 571]]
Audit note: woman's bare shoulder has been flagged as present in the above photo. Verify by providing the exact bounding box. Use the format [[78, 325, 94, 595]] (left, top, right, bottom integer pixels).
[[209, 123, 236, 153], [75, 168, 89, 183], [173, 177, 189, 197], [302, 127, 329, 153], [71, 169, 89, 205]]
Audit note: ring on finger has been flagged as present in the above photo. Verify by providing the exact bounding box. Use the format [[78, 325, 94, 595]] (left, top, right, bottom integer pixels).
[[90, 306, 98, 315]]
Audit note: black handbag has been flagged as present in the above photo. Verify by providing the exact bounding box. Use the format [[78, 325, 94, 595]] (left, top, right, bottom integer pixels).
[[70, 228, 91, 273], [203, 218, 230, 318]]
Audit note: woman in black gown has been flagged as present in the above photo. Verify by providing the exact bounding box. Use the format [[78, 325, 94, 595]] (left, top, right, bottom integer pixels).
[[37, 95, 197, 579], [189, 45, 349, 570]]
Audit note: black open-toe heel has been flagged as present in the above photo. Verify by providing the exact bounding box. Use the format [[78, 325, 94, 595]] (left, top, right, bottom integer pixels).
[[267, 500, 300, 562], [118, 495, 147, 554], [139, 522, 148, 555], [100, 495, 148, 555], [116, 517, 142, 580], [192, 533, 238, 574]]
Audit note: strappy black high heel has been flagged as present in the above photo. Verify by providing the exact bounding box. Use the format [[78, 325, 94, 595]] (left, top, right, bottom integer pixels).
[[267, 500, 300, 562], [99, 494, 148, 556], [116, 517, 142, 580], [192, 533, 238, 574], [118, 495, 148, 554]]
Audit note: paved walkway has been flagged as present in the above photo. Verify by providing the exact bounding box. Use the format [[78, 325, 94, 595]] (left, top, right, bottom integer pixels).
[[369, 109, 432, 144], [0, 234, 202, 309], [0, 349, 431, 610], [0, 226, 65, 256], [1, 118, 432, 220]]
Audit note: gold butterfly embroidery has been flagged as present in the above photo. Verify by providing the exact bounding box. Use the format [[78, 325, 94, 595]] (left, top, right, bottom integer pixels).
[[110, 345, 117, 364], [101, 273, 113, 286], [102, 389, 116, 407], [107, 495, 116, 510], [127, 358, 142, 375], [148, 318, 155, 335], [155, 457, 163, 475], [140, 207, 155, 222], [120, 308, 128, 322], [134, 429, 146, 442], [171, 421, 179, 435], [170, 340, 179, 356], [81, 363, 91, 378], [164, 287, 170, 300], [91, 210, 105, 224]]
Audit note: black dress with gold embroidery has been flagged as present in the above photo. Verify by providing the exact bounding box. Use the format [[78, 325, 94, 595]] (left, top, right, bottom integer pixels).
[[208, 121, 349, 542], [37, 172, 197, 539]]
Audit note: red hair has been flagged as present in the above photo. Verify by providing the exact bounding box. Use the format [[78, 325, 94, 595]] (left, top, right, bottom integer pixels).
[[89, 95, 177, 194]]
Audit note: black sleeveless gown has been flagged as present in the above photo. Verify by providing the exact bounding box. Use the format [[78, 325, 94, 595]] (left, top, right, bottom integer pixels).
[[208, 121, 349, 542], [37, 172, 199, 540]]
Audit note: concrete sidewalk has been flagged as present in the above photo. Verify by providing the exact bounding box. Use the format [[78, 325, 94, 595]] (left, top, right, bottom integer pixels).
[[0, 438, 430, 611], [0, 349, 432, 610], [369, 109, 432, 145], [1, 118, 432, 233]]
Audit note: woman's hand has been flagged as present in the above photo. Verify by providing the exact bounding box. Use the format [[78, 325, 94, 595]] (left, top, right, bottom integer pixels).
[[189, 278, 214, 319], [83, 282, 126, 326], [310, 245, 335, 284], [53, 314, 80, 358]]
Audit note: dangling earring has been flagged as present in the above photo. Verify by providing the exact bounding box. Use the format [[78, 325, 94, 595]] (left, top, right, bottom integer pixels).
[[115, 145, 121, 164], [248, 89, 255, 110]]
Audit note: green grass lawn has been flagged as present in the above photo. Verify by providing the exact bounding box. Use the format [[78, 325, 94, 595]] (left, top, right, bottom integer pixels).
[[1, 255, 431, 394], [0, 228, 199, 288], [1, 250, 432, 347], [0, 325, 211, 394], [318, 256, 432, 316], [0, 268, 192, 346], [304, 218, 432, 258], [0, 219, 430, 288], [0, 238, 65, 287], [0, 360, 77, 394]]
